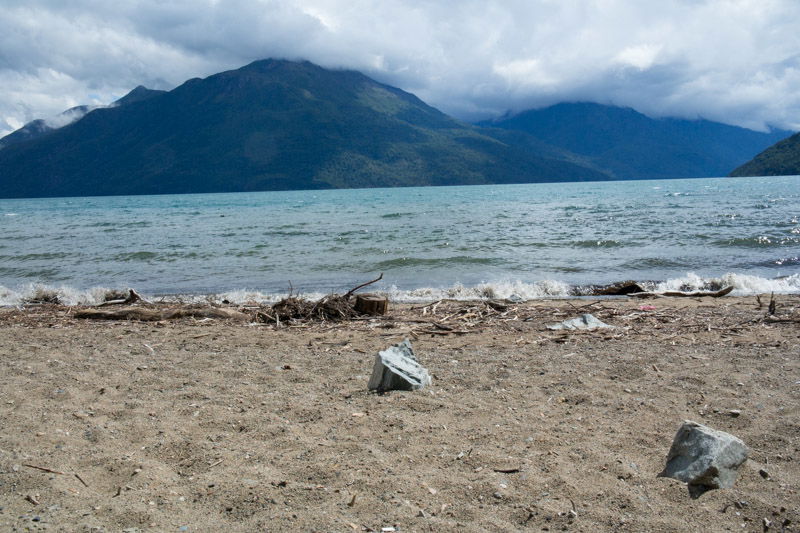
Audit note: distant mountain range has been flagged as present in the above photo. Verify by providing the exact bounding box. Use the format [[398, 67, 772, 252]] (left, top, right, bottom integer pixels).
[[0, 59, 794, 199], [730, 132, 800, 177], [479, 103, 793, 180], [0, 60, 608, 198]]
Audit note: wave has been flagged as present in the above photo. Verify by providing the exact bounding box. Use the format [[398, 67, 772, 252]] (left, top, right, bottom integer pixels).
[[2, 272, 798, 307], [713, 235, 800, 248], [572, 240, 624, 248], [652, 272, 800, 296], [371, 256, 501, 269]]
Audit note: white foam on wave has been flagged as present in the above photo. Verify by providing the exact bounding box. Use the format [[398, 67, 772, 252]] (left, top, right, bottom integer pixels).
[[0, 283, 117, 306], [1, 273, 798, 307], [383, 279, 572, 303], [209, 289, 330, 305], [654, 272, 800, 295], [157, 281, 574, 305]]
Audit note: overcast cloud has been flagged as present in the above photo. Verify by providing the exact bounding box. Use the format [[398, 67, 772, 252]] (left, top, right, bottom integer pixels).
[[1, 0, 799, 137]]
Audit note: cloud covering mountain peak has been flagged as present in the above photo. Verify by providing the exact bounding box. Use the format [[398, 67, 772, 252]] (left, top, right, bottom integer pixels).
[[2, 0, 799, 137]]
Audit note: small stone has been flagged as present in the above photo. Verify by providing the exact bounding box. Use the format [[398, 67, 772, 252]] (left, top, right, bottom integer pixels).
[[728, 409, 741, 417], [759, 469, 771, 480], [493, 492, 503, 499], [763, 518, 772, 529]]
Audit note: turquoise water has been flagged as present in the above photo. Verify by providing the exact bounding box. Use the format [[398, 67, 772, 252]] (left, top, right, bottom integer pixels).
[[1, 176, 799, 304]]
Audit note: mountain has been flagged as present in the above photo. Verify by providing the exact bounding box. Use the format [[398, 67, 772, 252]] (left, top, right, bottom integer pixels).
[[0, 105, 90, 150], [730, 132, 800, 177], [480, 102, 794, 179], [0, 86, 165, 151], [0, 60, 609, 198], [112, 85, 166, 107]]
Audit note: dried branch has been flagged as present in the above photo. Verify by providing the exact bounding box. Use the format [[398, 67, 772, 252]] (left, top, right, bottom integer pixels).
[[343, 273, 384, 299]]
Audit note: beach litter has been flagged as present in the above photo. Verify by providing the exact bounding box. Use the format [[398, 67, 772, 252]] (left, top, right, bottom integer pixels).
[[546, 313, 614, 331], [659, 420, 749, 498], [368, 339, 431, 392]]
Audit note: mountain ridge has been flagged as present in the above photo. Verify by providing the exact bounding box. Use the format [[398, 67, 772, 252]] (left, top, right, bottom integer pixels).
[[730, 132, 800, 177], [479, 102, 793, 179], [0, 59, 610, 198]]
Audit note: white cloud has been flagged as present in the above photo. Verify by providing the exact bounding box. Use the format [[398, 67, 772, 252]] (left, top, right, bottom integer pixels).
[[615, 44, 662, 71], [1, 0, 799, 137]]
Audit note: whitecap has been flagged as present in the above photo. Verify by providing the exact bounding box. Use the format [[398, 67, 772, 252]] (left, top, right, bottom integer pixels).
[[654, 272, 800, 296]]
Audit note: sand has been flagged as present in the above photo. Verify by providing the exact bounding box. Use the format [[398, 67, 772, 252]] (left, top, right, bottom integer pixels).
[[0, 295, 798, 532]]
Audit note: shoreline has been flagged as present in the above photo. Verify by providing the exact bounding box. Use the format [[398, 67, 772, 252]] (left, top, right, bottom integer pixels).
[[1, 295, 798, 531], [2, 271, 800, 308]]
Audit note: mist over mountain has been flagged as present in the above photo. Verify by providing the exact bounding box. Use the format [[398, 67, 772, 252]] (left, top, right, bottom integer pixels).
[[730, 132, 800, 177], [0, 60, 608, 199], [481, 103, 794, 180], [0, 105, 91, 151], [0, 86, 166, 152]]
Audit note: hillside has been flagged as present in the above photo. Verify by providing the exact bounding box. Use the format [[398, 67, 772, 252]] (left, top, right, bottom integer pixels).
[[0, 60, 608, 198], [0, 106, 91, 150], [0, 87, 165, 151], [730, 132, 800, 177], [481, 103, 793, 179]]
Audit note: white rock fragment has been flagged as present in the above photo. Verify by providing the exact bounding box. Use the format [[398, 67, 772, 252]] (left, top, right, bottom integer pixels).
[[368, 339, 431, 392], [546, 313, 614, 331], [659, 420, 749, 498]]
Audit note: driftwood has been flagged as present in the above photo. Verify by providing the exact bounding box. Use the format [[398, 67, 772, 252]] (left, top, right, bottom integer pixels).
[[628, 286, 734, 299], [74, 306, 250, 322], [592, 281, 646, 296], [343, 273, 384, 299], [354, 294, 388, 315], [270, 274, 386, 322], [96, 288, 148, 306]]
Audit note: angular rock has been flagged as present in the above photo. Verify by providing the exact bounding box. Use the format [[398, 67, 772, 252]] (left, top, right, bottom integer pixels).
[[368, 339, 431, 393], [659, 420, 749, 498], [546, 313, 614, 331]]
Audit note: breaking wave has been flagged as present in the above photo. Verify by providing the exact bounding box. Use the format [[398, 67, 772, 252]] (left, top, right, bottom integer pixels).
[[2, 272, 798, 307]]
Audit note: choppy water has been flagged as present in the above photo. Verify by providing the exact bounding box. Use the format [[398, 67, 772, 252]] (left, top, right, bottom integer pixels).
[[1, 175, 798, 305]]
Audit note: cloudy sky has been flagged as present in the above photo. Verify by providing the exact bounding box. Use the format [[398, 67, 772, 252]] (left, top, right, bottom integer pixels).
[[2, 0, 799, 137]]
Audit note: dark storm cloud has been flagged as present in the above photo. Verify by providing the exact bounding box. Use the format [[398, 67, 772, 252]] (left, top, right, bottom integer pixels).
[[2, 0, 799, 136]]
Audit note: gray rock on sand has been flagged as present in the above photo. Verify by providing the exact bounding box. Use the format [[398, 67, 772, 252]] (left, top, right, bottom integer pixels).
[[368, 339, 431, 392], [546, 313, 614, 331], [659, 420, 749, 498]]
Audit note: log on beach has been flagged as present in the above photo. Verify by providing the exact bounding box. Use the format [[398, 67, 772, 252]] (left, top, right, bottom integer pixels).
[[354, 294, 389, 315], [628, 286, 734, 298], [73, 306, 250, 321]]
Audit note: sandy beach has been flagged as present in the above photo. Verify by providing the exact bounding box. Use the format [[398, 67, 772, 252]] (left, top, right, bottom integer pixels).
[[0, 295, 798, 532]]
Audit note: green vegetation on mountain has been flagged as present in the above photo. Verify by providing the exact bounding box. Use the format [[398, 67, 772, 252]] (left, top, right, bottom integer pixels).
[[0, 60, 608, 198], [730, 132, 800, 177], [481, 103, 793, 179]]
